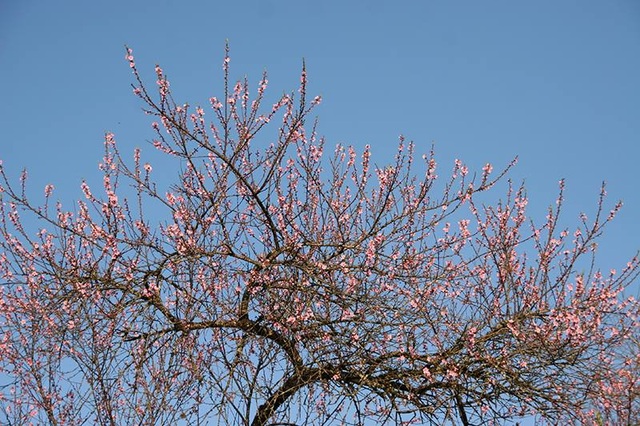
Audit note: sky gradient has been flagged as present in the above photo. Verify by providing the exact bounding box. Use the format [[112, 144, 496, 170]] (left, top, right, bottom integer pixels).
[[1, 0, 639, 328], [1, 1, 640, 424]]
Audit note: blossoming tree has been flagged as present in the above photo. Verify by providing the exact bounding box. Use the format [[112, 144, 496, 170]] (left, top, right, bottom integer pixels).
[[0, 47, 638, 425]]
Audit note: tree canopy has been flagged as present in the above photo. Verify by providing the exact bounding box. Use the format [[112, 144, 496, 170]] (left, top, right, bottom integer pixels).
[[0, 47, 638, 425]]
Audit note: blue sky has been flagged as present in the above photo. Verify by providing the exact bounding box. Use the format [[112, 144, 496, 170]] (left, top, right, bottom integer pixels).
[[2, 1, 639, 282], [0, 1, 639, 423], [1, 0, 639, 296]]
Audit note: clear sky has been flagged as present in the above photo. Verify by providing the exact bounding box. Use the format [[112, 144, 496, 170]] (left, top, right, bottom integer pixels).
[[2, 1, 639, 301], [1, 0, 639, 423]]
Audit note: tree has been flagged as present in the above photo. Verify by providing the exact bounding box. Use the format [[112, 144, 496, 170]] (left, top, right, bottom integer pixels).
[[0, 46, 638, 426]]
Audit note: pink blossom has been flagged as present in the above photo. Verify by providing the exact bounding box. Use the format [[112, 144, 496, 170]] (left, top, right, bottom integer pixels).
[[44, 184, 54, 197]]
